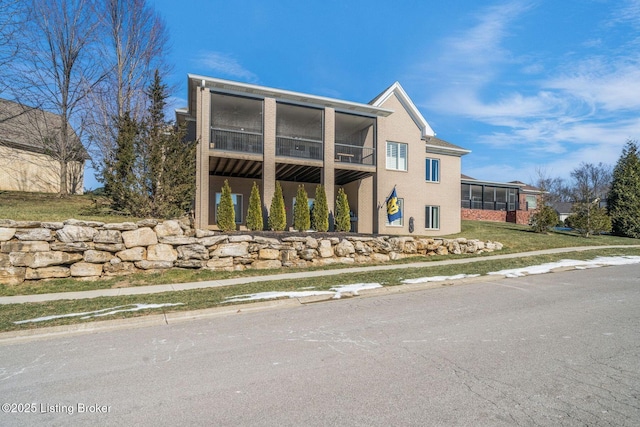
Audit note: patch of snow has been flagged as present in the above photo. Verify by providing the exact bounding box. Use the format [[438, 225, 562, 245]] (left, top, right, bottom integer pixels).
[[223, 290, 334, 303], [488, 256, 640, 278], [330, 283, 383, 299], [401, 274, 480, 284], [13, 303, 184, 324], [224, 283, 383, 303]]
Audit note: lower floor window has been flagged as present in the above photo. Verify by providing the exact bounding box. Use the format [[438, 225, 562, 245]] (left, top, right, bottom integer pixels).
[[386, 198, 404, 226], [425, 205, 440, 229], [215, 193, 243, 223]]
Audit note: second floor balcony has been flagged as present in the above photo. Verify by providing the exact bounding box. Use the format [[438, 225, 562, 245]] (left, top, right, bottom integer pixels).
[[211, 128, 263, 154], [334, 142, 375, 165]]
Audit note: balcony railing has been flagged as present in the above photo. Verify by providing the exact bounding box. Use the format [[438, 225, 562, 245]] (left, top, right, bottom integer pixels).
[[276, 136, 322, 160], [211, 128, 263, 154], [462, 200, 517, 211], [334, 143, 375, 165]]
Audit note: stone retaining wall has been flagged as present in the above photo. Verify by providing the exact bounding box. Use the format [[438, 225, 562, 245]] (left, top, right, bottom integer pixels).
[[0, 218, 504, 285]]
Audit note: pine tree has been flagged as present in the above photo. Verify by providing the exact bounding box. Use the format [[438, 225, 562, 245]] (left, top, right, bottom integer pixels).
[[246, 182, 263, 231], [268, 181, 287, 231], [144, 70, 196, 218], [530, 204, 559, 233], [335, 188, 351, 232], [217, 180, 236, 231], [104, 112, 144, 215], [608, 140, 640, 238], [103, 70, 196, 219], [293, 185, 311, 231], [312, 185, 329, 232]]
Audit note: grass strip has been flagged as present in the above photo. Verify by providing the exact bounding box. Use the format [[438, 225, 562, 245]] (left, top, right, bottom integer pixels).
[[2, 247, 639, 333]]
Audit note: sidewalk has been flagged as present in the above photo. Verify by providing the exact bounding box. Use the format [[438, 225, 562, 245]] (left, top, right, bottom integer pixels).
[[2, 245, 638, 304]]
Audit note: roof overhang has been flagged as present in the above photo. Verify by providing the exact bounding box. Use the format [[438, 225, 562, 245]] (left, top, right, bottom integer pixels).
[[187, 74, 394, 118]]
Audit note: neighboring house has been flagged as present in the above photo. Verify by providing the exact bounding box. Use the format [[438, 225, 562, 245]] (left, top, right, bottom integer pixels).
[[0, 99, 86, 194], [177, 75, 470, 235], [551, 202, 573, 224], [461, 175, 544, 225]]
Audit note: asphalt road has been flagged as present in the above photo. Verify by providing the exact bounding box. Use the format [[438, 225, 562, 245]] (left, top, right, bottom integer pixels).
[[1, 264, 639, 426]]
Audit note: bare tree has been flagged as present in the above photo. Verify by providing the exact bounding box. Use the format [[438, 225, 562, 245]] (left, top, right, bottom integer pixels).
[[14, 0, 107, 195], [0, 0, 23, 97], [568, 162, 612, 204], [86, 0, 169, 180]]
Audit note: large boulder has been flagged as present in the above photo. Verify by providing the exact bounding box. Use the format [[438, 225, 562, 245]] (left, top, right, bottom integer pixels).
[[147, 244, 178, 262], [211, 242, 249, 257], [121, 227, 158, 248], [56, 225, 98, 243]]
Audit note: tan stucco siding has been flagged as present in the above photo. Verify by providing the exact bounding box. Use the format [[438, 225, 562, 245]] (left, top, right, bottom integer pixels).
[[0, 145, 84, 194], [375, 93, 461, 236]]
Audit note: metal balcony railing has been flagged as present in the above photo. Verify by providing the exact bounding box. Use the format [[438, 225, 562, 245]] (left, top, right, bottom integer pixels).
[[276, 136, 322, 160], [334, 143, 375, 165], [211, 128, 263, 154]]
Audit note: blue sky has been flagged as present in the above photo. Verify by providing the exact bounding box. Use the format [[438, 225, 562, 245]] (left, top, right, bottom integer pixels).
[[89, 0, 639, 189]]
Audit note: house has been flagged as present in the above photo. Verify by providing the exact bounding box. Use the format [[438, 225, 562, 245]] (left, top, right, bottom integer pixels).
[[460, 175, 544, 224], [0, 99, 86, 194], [177, 75, 469, 235]]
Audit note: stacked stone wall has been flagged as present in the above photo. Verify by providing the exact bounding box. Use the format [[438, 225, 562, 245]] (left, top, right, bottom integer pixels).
[[0, 218, 503, 284]]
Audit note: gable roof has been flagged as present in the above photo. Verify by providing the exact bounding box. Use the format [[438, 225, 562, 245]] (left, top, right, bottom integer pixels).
[[0, 99, 87, 160], [370, 81, 435, 138]]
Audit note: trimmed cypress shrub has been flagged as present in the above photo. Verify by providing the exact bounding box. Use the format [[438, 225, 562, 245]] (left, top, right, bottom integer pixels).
[[335, 188, 351, 232], [293, 185, 311, 231], [217, 180, 236, 231], [312, 184, 329, 232], [268, 181, 287, 231], [246, 181, 263, 231]]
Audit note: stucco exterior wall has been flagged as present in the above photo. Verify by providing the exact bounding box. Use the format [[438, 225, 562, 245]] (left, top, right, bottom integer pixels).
[[374, 93, 461, 236], [0, 146, 84, 194]]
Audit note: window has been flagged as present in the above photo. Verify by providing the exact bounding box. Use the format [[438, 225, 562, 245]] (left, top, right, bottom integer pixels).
[[386, 141, 407, 171], [425, 205, 440, 229], [526, 195, 537, 210], [386, 198, 403, 226], [215, 193, 243, 224], [425, 158, 440, 182], [292, 197, 315, 213]]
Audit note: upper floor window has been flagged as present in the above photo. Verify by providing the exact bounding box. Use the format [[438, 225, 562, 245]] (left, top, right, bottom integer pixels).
[[386, 141, 407, 171], [425, 158, 440, 182]]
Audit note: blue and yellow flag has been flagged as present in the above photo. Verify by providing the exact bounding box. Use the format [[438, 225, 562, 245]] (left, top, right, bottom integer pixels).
[[386, 187, 402, 223]]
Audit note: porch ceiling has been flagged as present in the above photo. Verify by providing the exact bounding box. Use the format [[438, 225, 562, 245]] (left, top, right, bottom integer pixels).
[[209, 157, 262, 179], [276, 163, 321, 183], [335, 169, 374, 186]]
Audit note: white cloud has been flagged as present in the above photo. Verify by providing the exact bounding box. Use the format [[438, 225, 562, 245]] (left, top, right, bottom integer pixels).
[[195, 51, 258, 82]]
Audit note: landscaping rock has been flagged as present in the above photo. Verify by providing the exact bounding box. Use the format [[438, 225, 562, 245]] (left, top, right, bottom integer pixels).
[[15, 228, 53, 242], [154, 220, 183, 237], [134, 260, 173, 270], [1, 241, 50, 253], [84, 250, 114, 263], [31, 251, 83, 268], [121, 227, 157, 248], [103, 261, 137, 276], [25, 266, 70, 280], [252, 259, 282, 269], [116, 247, 146, 261], [258, 248, 280, 260], [206, 257, 234, 269], [0, 266, 26, 284], [211, 242, 249, 257], [56, 224, 98, 242], [176, 244, 209, 260], [50, 242, 93, 252], [103, 222, 138, 231], [70, 262, 103, 277], [147, 244, 178, 262], [0, 228, 16, 241], [94, 230, 122, 244]]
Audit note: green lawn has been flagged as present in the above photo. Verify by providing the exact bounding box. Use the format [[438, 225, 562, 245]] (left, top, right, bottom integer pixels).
[[0, 190, 141, 223]]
